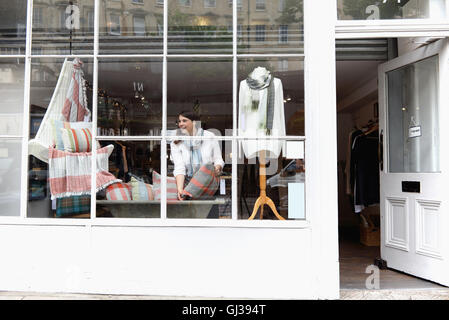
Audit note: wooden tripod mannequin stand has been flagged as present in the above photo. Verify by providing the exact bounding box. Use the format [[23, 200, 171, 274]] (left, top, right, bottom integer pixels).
[[248, 150, 285, 220]]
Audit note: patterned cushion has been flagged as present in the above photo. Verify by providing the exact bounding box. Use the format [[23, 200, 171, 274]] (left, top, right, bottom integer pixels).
[[105, 182, 132, 201], [182, 163, 219, 200], [60, 127, 93, 152], [152, 171, 178, 201], [129, 177, 154, 200], [51, 120, 91, 150], [56, 196, 90, 217]]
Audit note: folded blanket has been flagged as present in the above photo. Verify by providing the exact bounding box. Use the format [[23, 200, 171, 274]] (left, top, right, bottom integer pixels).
[[48, 144, 120, 199]]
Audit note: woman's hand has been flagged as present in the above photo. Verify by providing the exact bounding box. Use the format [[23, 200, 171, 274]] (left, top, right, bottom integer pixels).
[[214, 165, 222, 177], [177, 188, 184, 201]]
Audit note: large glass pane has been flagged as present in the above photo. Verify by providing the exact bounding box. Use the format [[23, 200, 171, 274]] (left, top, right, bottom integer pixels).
[[0, 139, 22, 217], [98, 58, 162, 136], [28, 58, 93, 218], [32, 0, 94, 55], [237, 139, 305, 220], [167, 58, 232, 136], [0, 0, 27, 55], [99, 0, 163, 54], [0, 59, 25, 135], [167, 137, 231, 219], [338, 0, 448, 20], [167, 0, 233, 54], [387, 55, 439, 173], [238, 57, 305, 137], [96, 140, 161, 218], [238, 0, 304, 54]]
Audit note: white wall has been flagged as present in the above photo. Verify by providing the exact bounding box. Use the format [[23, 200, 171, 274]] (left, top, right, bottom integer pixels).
[[0, 225, 315, 299]]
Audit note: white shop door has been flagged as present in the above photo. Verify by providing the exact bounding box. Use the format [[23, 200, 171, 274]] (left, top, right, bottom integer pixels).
[[378, 38, 449, 286]]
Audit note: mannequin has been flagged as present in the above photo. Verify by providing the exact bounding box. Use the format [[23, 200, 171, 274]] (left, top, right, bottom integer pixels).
[[239, 66, 286, 220]]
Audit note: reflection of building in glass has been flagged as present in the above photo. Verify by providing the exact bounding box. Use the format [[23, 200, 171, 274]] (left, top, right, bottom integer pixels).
[[0, 0, 303, 55]]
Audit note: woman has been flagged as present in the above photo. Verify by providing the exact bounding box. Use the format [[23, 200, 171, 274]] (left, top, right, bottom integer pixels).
[[170, 111, 224, 201]]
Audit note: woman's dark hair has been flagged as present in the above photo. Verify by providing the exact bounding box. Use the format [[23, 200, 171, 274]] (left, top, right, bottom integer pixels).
[[177, 110, 201, 122], [174, 110, 201, 144]]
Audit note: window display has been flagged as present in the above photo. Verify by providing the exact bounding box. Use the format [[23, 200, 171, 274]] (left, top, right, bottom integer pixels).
[[16, 0, 305, 222], [28, 58, 94, 218]]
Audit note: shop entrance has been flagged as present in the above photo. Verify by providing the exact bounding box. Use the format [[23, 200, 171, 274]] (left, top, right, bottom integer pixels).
[[336, 38, 449, 290]]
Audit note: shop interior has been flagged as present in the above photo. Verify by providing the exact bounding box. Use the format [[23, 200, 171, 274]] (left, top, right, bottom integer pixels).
[[336, 38, 445, 290]]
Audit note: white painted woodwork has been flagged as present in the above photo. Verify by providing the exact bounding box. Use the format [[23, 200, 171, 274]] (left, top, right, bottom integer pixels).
[[379, 39, 449, 286]]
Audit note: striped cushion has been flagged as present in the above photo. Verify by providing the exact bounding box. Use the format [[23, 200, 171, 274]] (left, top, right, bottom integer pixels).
[[56, 195, 90, 217], [51, 120, 91, 150], [182, 163, 219, 200], [61, 127, 93, 152], [129, 177, 154, 200], [105, 182, 132, 201], [152, 171, 178, 201]]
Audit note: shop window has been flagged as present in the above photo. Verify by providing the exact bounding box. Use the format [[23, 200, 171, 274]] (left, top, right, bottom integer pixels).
[[0, 0, 27, 55], [338, 0, 448, 20], [0, 59, 25, 136], [96, 140, 161, 218], [27, 58, 94, 219], [32, 0, 94, 55], [167, 58, 232, 136], [168, 0, 232, 54], [0, 139, 22, 217], [238, 0, 303, 54], [97, 58, 162, 137], [166, 138, 231, 219], [99, 0, 163, 54]]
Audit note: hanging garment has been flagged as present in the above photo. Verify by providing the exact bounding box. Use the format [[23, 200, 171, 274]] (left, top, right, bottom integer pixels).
[[346, 129, 363, 196], [238, 67, 286, 160], [351, 131, 380, 213]]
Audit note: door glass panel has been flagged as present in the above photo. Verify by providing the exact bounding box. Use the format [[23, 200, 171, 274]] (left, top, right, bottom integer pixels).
[[387, 55, 439, 173], [338, 0, 448, 20]]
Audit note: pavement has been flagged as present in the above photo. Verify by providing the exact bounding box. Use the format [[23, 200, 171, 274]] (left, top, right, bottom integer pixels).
[[2, 289, 449, 300]]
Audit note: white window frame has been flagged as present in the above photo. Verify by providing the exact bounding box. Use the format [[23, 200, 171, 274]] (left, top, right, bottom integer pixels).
[[156, 0, 164, 6]]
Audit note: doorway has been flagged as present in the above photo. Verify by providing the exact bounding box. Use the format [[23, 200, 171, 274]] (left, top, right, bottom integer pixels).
[[335, 38, 447, 290]]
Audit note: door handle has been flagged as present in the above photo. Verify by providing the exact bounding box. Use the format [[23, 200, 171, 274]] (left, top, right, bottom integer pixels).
[[379, 129, 384, 171]]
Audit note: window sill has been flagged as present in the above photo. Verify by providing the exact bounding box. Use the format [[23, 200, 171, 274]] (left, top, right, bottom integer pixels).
[[0, 217, 310, 229]]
